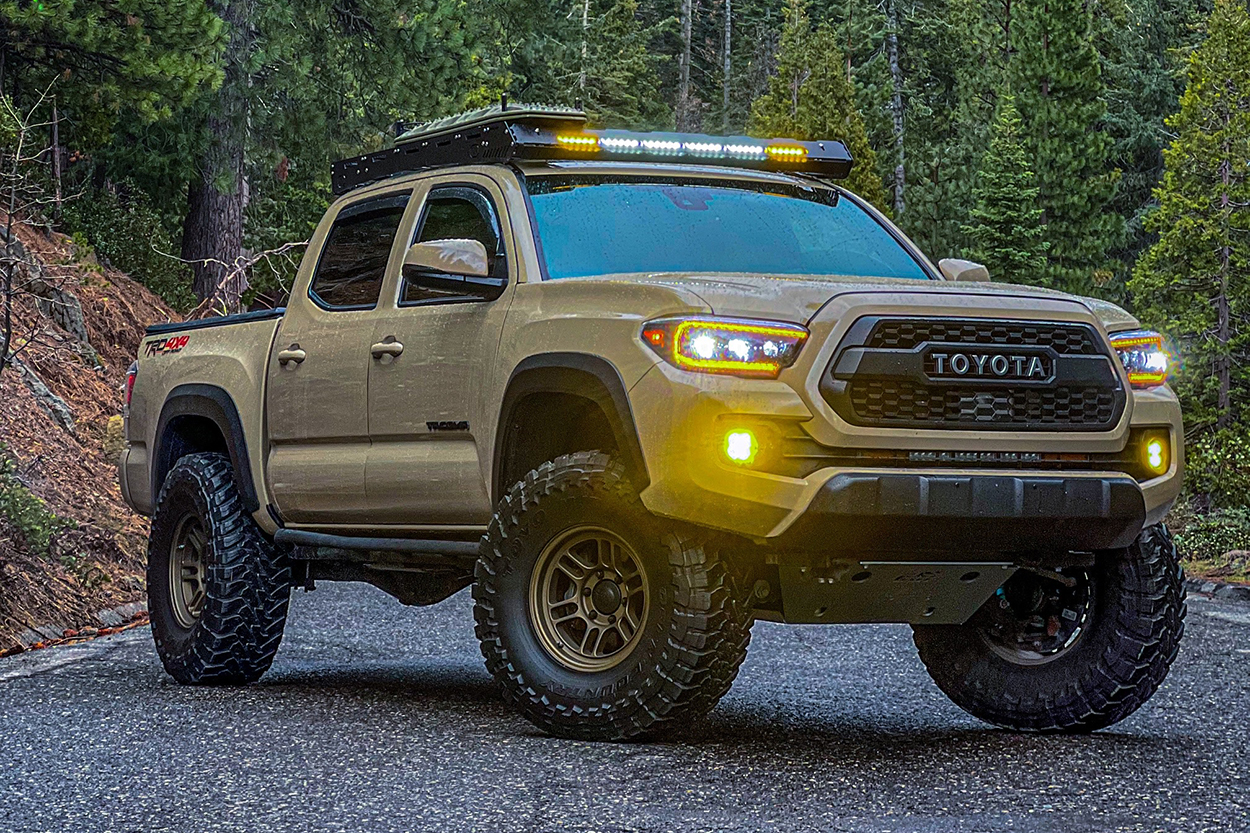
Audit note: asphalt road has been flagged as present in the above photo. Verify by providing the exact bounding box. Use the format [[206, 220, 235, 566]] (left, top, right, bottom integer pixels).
[[1, 583, 1247, 833]]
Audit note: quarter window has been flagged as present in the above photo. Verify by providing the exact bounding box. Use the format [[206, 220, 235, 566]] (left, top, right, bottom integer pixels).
[[310, 194, 410, 310]]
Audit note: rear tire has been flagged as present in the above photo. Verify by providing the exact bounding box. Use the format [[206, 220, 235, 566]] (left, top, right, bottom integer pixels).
[[148, 453, 291, 685], [912, 524, 1185, 732], [473, 452, 752, 741]]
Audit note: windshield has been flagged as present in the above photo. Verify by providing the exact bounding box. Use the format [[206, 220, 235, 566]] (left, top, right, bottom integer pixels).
[[526, 175, 930, 281]]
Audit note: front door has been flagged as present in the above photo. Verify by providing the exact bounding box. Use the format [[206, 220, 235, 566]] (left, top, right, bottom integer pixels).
[[365, 177, 514, 525], [266, 190, 413, 524]]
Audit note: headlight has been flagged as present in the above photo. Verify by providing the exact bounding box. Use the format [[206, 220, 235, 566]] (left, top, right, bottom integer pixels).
[[1109, 330, 1170, 389], [641, 316, 809, 378]]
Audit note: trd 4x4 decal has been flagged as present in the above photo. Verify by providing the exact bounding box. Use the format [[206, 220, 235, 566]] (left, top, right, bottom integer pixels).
[[145, 335, 190, 356]]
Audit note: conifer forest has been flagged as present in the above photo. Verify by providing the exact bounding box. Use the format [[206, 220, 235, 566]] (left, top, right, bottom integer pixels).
[[0, 0, 1248, 542]]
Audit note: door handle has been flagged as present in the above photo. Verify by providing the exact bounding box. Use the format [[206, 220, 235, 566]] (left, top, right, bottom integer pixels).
[[371, 340, 404, 359], [277, 345, 306, 365]]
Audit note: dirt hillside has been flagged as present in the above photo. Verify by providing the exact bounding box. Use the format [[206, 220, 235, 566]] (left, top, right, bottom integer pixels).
[[0, 216, 178, 652]]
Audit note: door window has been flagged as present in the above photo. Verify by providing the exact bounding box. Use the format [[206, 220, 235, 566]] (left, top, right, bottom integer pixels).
[[402, 186, 507, 305], [310, 194, 410, 310]]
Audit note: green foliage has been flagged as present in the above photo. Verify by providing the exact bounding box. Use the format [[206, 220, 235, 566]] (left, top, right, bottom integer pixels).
[[1175, 508, 1250, 562], [62, 185, 197, 312], [577, 0, 672, 129], [1184, 431, 1250, 510], [1009, 0, 1124, 295], [1098, 0, 1210, 284], [962, 96, 1049, 283], [0, 1, 225, 130], [481, 0, 671, 129], [748, 0, 889, 212], [0, 447, 72, 557], [1129, 0, 1250, 435], [243, 171, 328, 305]]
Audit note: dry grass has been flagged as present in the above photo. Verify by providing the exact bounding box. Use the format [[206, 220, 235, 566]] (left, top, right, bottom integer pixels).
[[0, 217, 177, 651]]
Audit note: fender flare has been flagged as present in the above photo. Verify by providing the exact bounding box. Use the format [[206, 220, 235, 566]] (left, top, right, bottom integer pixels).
[[493, 353, 649, 502], [152, 383, 260, 513]]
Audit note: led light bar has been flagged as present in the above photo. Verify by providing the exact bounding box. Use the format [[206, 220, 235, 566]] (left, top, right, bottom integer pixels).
[[535, 129, 844, 174], [332, 103, 855, 194]]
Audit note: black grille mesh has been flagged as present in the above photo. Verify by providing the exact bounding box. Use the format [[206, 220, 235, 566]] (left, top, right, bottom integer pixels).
[[848, 381, 1119, 427], [868, 320, 1099, 355]]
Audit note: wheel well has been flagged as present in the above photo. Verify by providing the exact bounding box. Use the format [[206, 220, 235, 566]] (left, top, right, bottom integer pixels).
[[497, 392, 618, 496], [154, 415, 229, 497], [152, 384, 259, 513]]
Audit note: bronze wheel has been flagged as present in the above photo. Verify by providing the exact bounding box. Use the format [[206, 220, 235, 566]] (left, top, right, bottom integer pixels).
[[978, 569, 1094, 666], [913, 524, 1186, 733], [529, 525, 650, 673], [148, 453, 291, 685], [475, 453, 753, 741], [169, 514, 208, 629]]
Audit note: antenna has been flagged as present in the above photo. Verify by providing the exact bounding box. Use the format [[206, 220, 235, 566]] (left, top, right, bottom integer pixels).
[[500, 92, 508, 111]]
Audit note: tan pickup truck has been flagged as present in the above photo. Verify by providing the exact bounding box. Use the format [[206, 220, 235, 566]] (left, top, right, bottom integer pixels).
[[120, 105, 1185, 741]]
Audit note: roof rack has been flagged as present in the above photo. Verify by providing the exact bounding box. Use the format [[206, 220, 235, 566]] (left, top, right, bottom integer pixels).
[[331, 102, 854, 195]]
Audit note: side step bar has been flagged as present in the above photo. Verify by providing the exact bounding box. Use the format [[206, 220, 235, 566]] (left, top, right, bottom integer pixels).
[[273, 529, 481, 560]]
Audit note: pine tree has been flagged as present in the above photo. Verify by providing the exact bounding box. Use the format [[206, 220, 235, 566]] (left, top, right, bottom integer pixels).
[[748, 0, 888, 211], [581, 0, 670, 128], [1009, 0, 1123, 295], [1098, 0, 1208, 282], [1130, 0, 1250, 433], [962, 95, 1049, 283], [0, 0, 225, 119]]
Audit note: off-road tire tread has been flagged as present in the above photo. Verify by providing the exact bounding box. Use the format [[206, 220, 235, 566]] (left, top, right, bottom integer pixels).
[[473, 452, 752, 741], [148, 453, 291, 685], [913, 523, 1186, 732]]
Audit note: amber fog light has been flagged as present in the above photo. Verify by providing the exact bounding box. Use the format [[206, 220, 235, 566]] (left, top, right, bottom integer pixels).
[[1142, 431, 1170, 475], [723, 429, 759, 465]]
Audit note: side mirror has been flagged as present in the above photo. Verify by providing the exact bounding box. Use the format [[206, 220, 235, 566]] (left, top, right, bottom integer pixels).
[[405, 238, 490, 278], [938, 258, 990, 282]]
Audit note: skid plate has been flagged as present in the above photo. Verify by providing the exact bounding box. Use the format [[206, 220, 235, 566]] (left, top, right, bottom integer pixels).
[[777, 559, 1016, 625]]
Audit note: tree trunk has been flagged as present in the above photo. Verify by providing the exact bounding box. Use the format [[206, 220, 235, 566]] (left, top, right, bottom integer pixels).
[[885, 0, 905, 218], [722, 0, 731, 131], [183, 0, 253, 312], [50, 99, 61, 222], [1216, 145, 1231, 429], [677, 0, 694, 130], [580, 0, 589, 92]]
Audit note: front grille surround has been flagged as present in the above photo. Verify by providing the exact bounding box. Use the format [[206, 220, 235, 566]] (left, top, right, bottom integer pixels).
[[821, 316, 1126, 431]]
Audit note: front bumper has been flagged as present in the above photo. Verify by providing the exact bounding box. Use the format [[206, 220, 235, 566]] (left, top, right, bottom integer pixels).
[[773, 471, 1146, 552], [630, 358, 1182, 547]]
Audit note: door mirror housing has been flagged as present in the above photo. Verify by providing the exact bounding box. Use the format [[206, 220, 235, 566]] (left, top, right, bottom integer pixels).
[[402, 238, 506, 303], [938, 258, 991, 282], [405, 238, 490, 278]]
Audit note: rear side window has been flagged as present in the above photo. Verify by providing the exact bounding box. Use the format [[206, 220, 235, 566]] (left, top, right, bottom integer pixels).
[[310, 194, 410, 310]]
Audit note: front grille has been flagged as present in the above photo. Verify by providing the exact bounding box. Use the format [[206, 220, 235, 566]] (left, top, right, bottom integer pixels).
[[821, 316, 1125, 431], [849, 381, 1119, 426], [868, 319, 1100, 355]]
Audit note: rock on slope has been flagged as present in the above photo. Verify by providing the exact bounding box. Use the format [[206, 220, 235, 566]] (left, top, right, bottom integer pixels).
[[0, 216, 178, 652]]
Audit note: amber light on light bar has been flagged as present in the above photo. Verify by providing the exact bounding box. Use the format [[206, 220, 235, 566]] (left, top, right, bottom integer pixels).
[[642, 316, 809, 378]]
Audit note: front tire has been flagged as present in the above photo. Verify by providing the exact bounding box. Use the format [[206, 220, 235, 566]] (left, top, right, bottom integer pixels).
[[473, 452, 751, 741], [148, 453, 291, 685], [912, 524, 1185, 732]]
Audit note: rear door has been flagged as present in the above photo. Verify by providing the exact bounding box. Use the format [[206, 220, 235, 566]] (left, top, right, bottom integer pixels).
[[364, 175, 515, 525], [266, 189, 414, 524]]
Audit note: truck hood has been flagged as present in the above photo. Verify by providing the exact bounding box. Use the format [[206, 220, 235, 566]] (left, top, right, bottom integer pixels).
[[579, 272, 1140, 333]]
